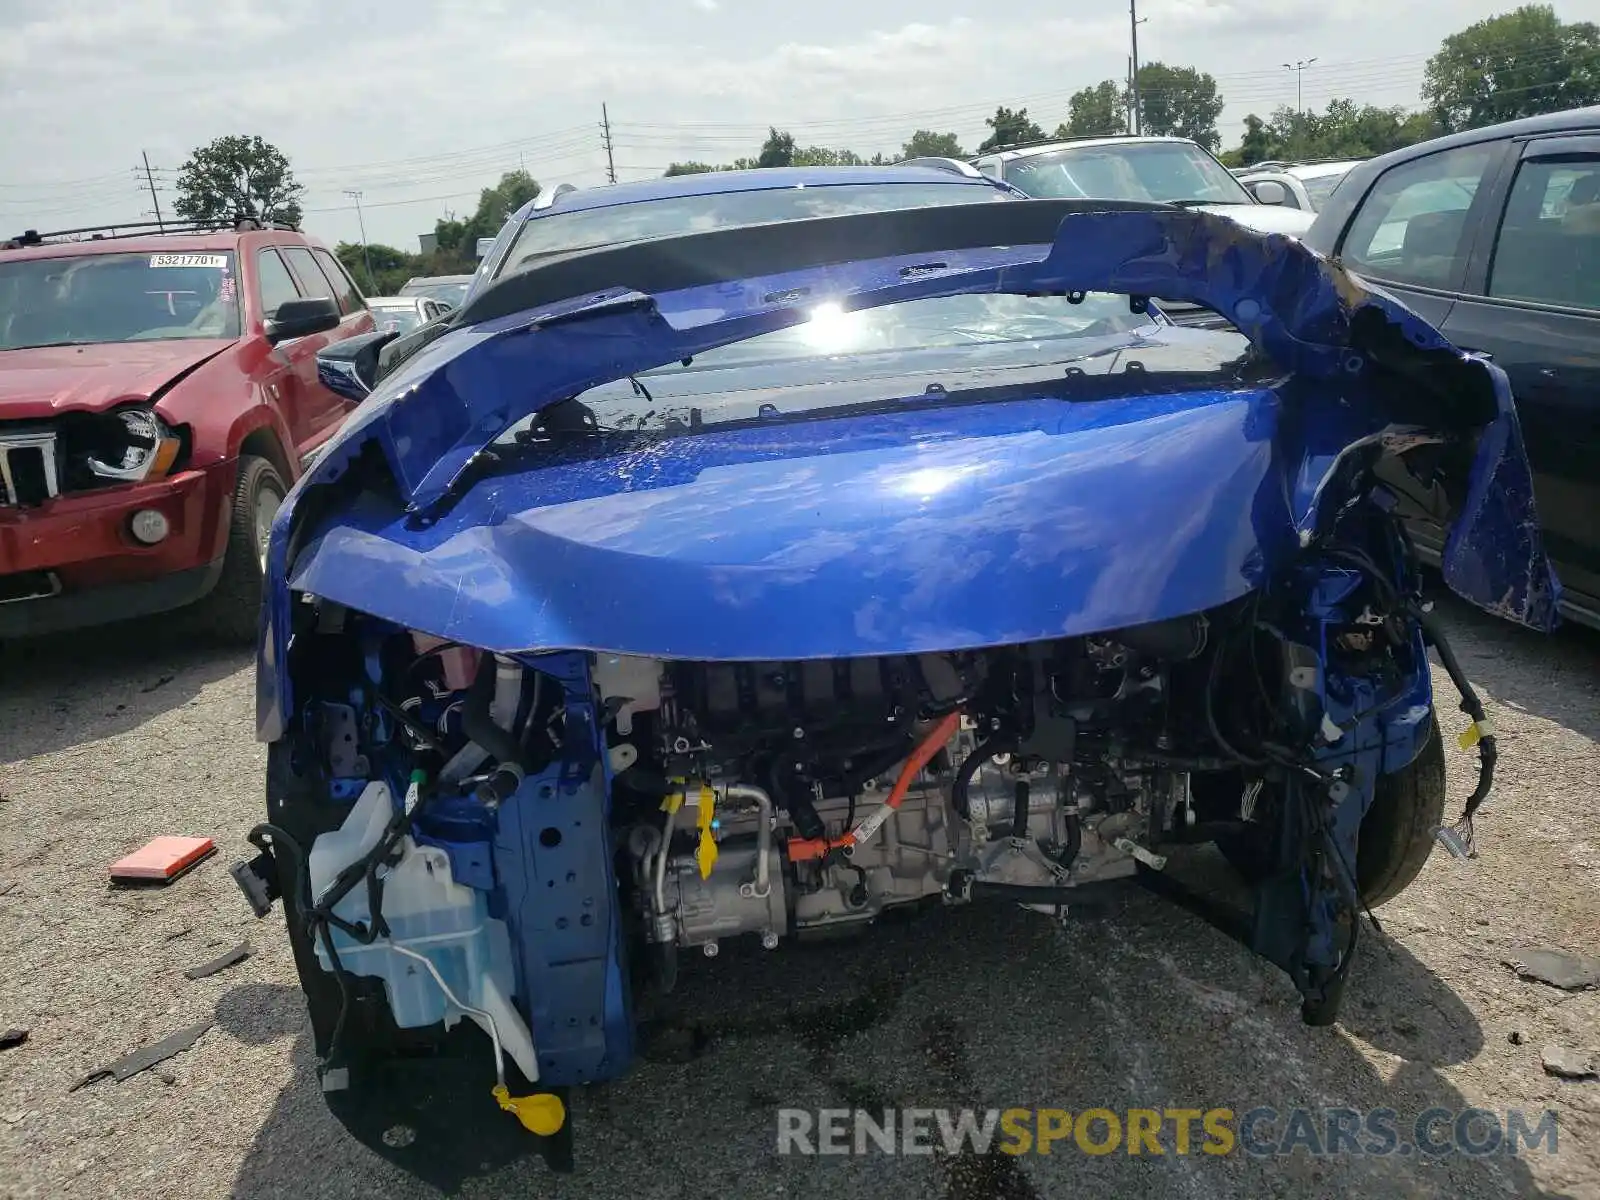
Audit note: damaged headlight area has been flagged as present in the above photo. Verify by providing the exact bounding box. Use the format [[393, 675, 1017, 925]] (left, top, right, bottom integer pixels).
[[60, 406, 183, 486]]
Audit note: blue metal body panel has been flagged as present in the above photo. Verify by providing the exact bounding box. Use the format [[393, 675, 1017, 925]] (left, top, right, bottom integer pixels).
[[286, 388, 1282, 659], [257, 205, 1561, 1090]]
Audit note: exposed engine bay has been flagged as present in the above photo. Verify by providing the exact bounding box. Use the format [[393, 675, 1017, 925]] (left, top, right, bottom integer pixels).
[[243, 517, 1497, 1133], [609, 621, 1214, 964]]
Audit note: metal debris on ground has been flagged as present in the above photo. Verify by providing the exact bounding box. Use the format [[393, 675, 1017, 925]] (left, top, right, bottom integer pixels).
[[1540, 1044, 1598, 1081], [0, 1028, 26, 1050], [69, 1020, 213, 1091], [1504, 947, 1600, 991], [183, 942, 251, 980]]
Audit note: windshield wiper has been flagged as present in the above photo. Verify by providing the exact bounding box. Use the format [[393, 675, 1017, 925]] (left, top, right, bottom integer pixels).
[[1, 339, 92, 350]]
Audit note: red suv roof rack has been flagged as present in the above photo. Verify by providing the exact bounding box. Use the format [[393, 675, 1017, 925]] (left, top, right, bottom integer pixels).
[[2, 215, 299, 249]]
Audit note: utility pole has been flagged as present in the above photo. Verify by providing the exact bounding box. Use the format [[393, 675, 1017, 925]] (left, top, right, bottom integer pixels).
[[1283, 58, 1318, 115], [141, 151, 165, 230], [344, 189, 376, 292], [1126, 57, 1134, 134], [601, 103, 617, 185], [1129, 1, 1148, 135]]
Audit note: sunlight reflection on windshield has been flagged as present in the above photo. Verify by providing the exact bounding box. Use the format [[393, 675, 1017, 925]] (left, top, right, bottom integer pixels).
[[798, 301, 861, 353]]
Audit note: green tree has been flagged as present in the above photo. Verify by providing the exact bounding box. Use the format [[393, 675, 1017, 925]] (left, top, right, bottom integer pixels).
[[792, 146, 867, 166], [1241, 99, 1443, 164], [757, 128, 797, 168], [173, 135, 304, 227], [1237, 113, 1273, 165], [1062, 81, 1126, 137], [978, 106, 1045, 152], [335, 241, 421, 296], [664, 161, 722, 176], [1130, 63, 1225, 150], [1424, 4, 1600, 133], [431, 170, 540, 270], [900, 130, 966, 159]]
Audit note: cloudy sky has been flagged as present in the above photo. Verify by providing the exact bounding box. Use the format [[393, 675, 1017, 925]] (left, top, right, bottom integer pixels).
[[4, 0, 1598, 252]]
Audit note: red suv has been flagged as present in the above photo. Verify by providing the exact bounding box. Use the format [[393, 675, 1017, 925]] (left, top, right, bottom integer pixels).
[[0, 218, 373, 641]]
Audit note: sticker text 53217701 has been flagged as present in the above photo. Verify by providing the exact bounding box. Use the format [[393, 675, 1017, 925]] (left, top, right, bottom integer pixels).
[[149, 254, 228, 269]]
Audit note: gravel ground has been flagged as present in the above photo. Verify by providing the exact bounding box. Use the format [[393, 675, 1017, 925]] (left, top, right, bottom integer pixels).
[[1, 593, 1597, 1200]]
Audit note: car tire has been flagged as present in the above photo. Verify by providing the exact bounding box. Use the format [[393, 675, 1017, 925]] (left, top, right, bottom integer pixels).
[[194, 454, 286, 644], [1216, 712, 1446, 908], [1356, 712, 1446, 908]]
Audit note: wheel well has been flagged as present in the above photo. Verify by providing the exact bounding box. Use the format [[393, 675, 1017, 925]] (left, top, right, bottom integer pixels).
[[238, 427, 293, 482]]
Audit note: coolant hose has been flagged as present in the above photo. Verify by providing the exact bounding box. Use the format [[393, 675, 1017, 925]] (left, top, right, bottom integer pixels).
[[952, 736, 1014, 820], [463, 656, 528, 804]]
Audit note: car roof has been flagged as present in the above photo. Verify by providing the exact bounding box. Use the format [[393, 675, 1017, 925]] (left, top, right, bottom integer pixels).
[[0, 229, 318, 262], [974, 135, 1198, 162], [1284, 161, 1364, 179], [368, 295, 427, 306], [524, 165, 1002, 220], [1378, 105, 1600, 159], [403, 274, 473, 284]]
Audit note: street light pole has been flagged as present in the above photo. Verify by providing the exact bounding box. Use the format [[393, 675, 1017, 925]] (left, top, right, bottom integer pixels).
[[1282, 58, 1318, 115], [344, 189, 376, 293]]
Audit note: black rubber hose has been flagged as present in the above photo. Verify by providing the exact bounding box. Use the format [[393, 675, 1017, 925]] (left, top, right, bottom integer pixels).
[[952, 736, 1014, 820], [462, 656, 528, 803], [1011, 780, 1030, 839], [1057, 814, 1083, 868], [653, 941, 678, 995]]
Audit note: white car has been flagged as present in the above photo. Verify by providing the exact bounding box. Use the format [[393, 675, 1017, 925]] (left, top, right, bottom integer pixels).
[[365, 295, 451, 336], [1237, 160, 1366, 213], [970, 135, 1316, 237]]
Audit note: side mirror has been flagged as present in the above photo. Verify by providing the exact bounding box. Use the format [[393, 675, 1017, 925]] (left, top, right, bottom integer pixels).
[[316, 329, 398, 402], [265, 296, 341, 344], [1250, 180, 1289, 206]]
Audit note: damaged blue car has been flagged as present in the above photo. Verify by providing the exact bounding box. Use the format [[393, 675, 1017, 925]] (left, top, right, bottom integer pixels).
[[237, 191, 1560, 1169]]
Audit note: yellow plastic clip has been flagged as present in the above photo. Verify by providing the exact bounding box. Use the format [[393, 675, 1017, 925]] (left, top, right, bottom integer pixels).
[[695, 784, 719, 879], [659, 789, 685, 815], [1457, 718, 1495, 750], [493, 1084, 567, 1136]]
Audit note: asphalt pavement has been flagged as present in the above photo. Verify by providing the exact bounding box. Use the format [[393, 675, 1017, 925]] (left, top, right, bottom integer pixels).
[[0, 592, 1596, 1199]]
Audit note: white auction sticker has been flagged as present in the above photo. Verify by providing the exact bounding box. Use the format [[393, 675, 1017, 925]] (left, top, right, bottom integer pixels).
[[149, 254, 228, 269]]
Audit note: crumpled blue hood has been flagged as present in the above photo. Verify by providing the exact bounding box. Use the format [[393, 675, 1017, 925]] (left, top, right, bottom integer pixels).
[[258, 206, 1560, 739]]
